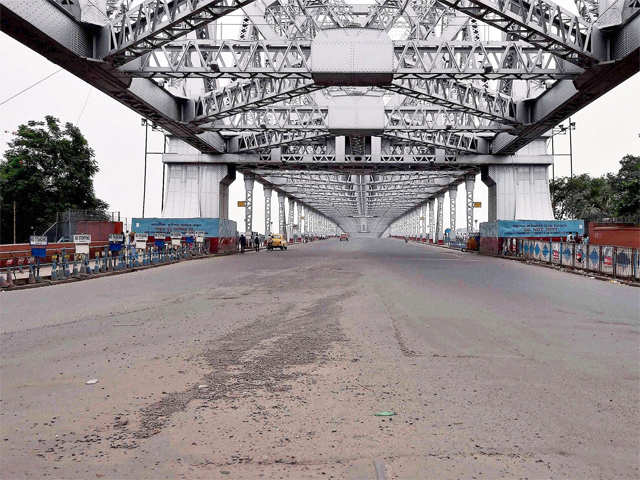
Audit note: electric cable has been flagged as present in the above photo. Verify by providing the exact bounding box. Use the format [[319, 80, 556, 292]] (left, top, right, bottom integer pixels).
[[0, 69, 62, 108]]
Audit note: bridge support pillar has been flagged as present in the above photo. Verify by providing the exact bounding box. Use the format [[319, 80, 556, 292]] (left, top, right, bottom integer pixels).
[[428, 198, 436, 243], [420, 205, 426, 240], [312, 211, 316, 237], [465, 174, 475, 233], [278, 192, 287, 236], [436, 194, 445, 243], [299, 204, 305, 234], [449, 185, 457, 234], [264, 186, 273, 235], [481, 165, 553, 221], [162, 139, 235, 219], [288, 197, 295, 241], [244, 174, 254, 234]]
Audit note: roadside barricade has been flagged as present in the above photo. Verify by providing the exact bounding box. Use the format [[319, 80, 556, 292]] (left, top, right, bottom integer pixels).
[[1, 242, 210, 289], [510, 240, 638, 282], [615, 247, 634, 279], [601, 246, 614, 275], [562, 243, 574, 267], [551, 242, 562, 265], [574, 244, 586, 268], [538, 241, 551, 262], [587, 245, 600, 272]]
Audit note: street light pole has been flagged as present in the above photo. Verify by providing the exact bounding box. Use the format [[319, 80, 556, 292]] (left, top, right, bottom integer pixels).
[[568, 117, 575, 178], [161, 134, 166, 213], [0, 178, 4, 244], [13, 200, 16, 244], [141, 118, 148, 218], [551, 131, 555, 182]]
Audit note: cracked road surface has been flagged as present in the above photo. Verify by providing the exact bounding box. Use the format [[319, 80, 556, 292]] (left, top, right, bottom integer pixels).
[[1, 238, 638, 478]]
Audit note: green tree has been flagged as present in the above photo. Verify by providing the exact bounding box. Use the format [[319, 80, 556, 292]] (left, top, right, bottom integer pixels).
[[608, 154, 640, 217], [549, 174, 613, 219], [550, 154, 640, 220], [0, 116, 108, 243]]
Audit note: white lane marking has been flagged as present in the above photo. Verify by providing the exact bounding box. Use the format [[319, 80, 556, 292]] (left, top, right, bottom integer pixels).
[[373, 459, 387, 480]]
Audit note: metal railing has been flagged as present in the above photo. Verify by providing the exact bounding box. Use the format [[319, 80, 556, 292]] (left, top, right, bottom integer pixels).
[[516, 240, 639, 281], [0, 243, 209, 288]]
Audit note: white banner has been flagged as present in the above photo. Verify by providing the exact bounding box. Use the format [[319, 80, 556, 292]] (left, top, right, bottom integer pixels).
[[29, 235, 48, 246], [73, 234, 91, 244], [171, 232, 182, 247]]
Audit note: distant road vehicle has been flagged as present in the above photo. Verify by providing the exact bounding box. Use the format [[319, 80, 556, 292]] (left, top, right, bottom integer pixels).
[[268, 234, 288, 250], [339, 233, 349, 241]]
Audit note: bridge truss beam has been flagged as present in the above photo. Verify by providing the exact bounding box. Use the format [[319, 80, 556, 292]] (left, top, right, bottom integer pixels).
[[205, 105, 515, 132], [118, 39, 583, 80]]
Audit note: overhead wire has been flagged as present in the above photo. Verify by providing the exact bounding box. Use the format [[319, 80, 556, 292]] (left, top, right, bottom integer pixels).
[[76, 88, 93, 125], [0, 69, 63, 108]]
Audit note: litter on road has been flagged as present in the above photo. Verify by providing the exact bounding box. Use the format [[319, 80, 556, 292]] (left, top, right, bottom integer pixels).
[[85, 379, 99, 385]]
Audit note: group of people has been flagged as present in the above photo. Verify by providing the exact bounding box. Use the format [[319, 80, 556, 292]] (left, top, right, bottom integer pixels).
[[566, 232, 589, 244], [238, 233, 262, 253]]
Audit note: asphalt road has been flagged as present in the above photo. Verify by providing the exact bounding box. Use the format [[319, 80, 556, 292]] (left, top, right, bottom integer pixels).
[[1, 238, 638, 479]]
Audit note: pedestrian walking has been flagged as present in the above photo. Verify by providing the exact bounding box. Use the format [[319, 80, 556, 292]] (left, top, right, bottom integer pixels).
[[239, 233, 246, 254], [254, 235, 260, 252]]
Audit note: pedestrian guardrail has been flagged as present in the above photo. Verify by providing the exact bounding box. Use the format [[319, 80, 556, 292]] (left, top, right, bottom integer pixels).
[[519, 240, 639, 281], [0, 244, 209, 289]]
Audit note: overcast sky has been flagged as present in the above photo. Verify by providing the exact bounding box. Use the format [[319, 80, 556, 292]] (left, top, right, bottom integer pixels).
[[1, 31, 638, 234]]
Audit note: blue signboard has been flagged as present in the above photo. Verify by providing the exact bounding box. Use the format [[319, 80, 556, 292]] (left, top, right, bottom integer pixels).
[[29, 236, 48, 258], [485, 220, 585, 238], [31, 248, 46, 258], [131, 218, 237, 238], [108, 233, 124, 252]]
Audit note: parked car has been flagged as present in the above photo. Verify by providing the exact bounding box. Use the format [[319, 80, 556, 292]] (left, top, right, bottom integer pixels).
[[267, 234, 288, 250], [339, 233, 349, 241]]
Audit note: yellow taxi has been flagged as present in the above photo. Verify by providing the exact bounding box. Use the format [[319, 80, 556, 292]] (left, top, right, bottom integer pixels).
[[267, 233, 288, 250]]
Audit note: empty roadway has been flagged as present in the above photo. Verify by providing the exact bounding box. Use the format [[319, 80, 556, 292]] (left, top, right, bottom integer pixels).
[[1, 238, 638, 479]]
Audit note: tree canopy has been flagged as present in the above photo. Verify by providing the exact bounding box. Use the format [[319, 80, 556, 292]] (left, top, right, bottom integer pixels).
[[0, 116, 108, 243], [550, 154, 640, 221]]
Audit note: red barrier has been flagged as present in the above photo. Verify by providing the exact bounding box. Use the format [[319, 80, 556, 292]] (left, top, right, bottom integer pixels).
[[480, 237, 500, 255], [589, 223, 640, 248], [76, 221, 123, 241], [0, 242, 110, 267]]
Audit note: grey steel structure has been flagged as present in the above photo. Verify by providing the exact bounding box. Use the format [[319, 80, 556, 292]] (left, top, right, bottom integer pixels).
[[1, 0, 638, 237]]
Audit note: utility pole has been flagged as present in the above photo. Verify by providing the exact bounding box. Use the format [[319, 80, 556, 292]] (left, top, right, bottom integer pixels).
[[551, 132, 555, 182], [161, 134, 167, 213], [141, 118, 149, 218], [0, 182, 3, 244], [13, 200, 16, 244], [568, 118, 575, 178]]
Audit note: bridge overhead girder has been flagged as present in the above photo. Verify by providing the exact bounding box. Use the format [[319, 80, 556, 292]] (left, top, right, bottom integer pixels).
[[0, 0, 638, 234]]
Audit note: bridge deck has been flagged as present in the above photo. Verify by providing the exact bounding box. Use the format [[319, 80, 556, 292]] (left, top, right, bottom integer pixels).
[[1, 238, 637, 478]]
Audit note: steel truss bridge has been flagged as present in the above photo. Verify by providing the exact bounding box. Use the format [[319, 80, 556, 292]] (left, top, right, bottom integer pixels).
[[1, 0, 638, 237]]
